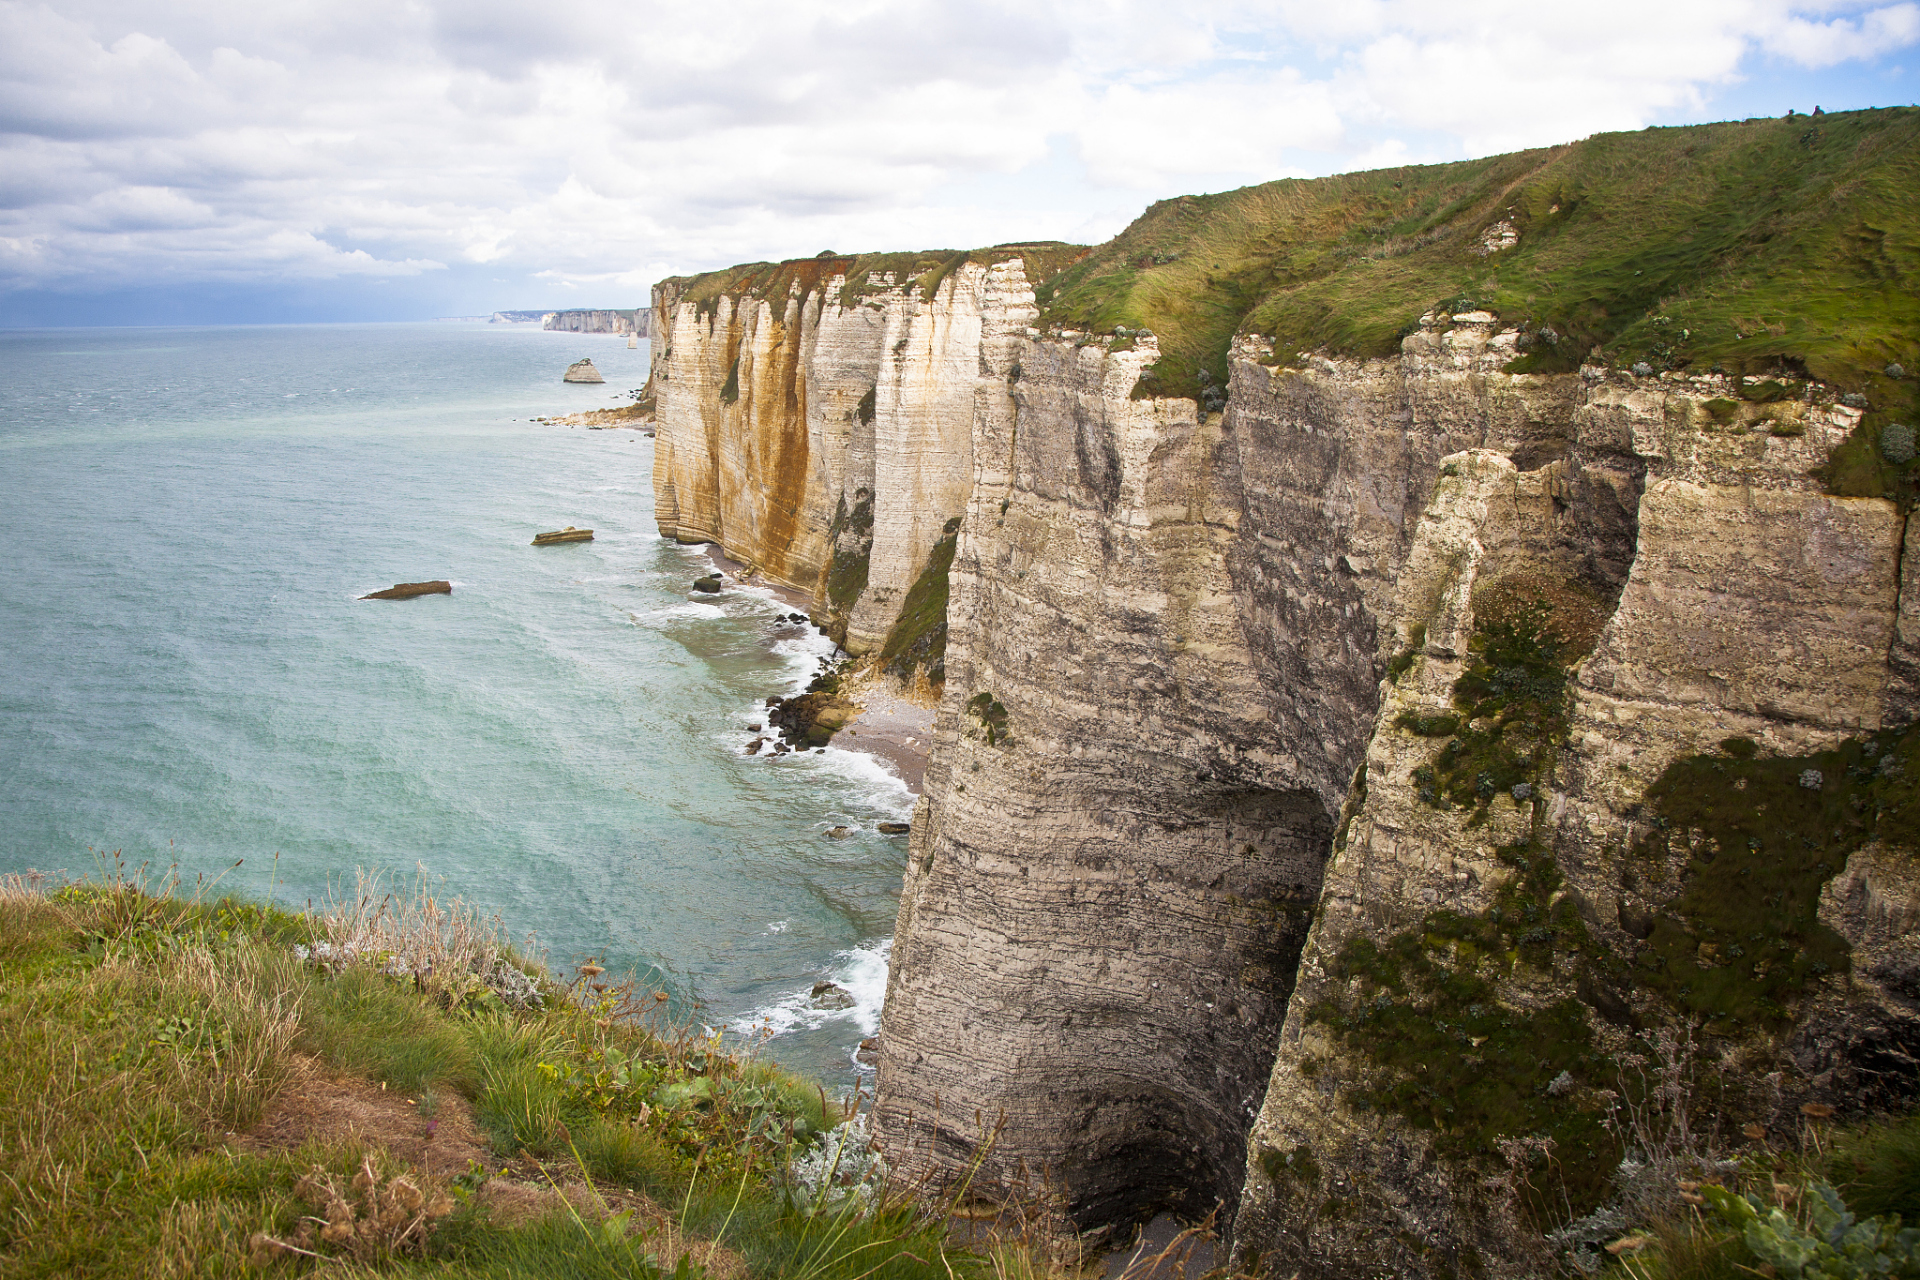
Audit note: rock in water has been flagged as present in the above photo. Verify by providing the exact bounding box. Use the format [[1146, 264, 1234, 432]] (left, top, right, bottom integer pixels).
[[692, 573, 723, 594], [877, 822, 911, 835], [564, 358, 604, 384], [811, 981, 856, 1010], [360, 580, 451, 600], [532, 526, 594, 545]]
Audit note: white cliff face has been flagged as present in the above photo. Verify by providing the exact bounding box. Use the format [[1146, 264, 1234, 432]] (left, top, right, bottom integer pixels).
[[1232, 361, 1904, 1280], [651, 266, 1920, 1274], [874, 316, 1641, 1228], [876, 324, 1317, 1227], [650, 264, 1025, 654]]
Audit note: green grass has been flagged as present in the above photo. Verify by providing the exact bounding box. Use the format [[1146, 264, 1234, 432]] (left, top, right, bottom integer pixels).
[[1828, 1112, 1920, 1224], [1035, 107, 1919, 414], [0, 872, 1003, 1280], [666, 244, 1085, 320], [877, 517, 962, 684]]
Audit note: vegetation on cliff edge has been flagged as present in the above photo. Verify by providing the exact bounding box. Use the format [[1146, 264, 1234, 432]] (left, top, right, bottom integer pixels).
[[877, 517, 962, 685], [1315, 578, 1920, 1239], [664, 244, 1086, 319], [0, 867, 1010, 1279], [1036, 107, 1918, 416]]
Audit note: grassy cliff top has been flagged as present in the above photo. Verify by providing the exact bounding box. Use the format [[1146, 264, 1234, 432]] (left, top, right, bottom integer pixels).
[[660, 242, 1087, 315], [0, 870, 1001, 1278], [1039, 107, 1919, 404]]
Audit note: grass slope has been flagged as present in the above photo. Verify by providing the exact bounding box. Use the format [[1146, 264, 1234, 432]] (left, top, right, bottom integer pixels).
[[1036, 107, 1918, 411], [0, 871, 1013, 1280]]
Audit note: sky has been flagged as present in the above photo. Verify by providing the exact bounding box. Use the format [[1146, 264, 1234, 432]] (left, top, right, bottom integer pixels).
[[1, 0, 1916, 326]]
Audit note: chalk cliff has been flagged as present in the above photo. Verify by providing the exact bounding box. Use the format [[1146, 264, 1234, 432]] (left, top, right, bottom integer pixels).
[[650, 107, 1920, 1276], [648, 247, 1079, 658], [545, 308, 650, 336]]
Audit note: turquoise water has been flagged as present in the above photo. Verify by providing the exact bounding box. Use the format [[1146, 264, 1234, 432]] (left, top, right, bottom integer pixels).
[[0, 322, 907, 1083]]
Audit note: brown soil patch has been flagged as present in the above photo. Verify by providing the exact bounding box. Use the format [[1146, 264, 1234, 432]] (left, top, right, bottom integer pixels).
[[236, 1058, 745, 1277], [235, 1055, 488, 1179]]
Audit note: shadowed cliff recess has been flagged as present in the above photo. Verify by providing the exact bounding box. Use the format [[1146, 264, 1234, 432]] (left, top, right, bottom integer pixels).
[[648, 108, 1920, 1276]]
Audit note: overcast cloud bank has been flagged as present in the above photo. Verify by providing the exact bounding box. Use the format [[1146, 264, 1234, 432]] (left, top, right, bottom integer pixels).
[[1, 0, 1915, 324]]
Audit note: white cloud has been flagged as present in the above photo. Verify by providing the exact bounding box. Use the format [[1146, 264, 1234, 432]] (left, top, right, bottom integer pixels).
[[0, 0, 1913, 305], [1763, 2, 1920, 65]]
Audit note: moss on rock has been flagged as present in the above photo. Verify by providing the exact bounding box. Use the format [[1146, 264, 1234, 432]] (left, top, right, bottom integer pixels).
[[1629, 721, 1920, 1033], [878, 517, 961, 684]]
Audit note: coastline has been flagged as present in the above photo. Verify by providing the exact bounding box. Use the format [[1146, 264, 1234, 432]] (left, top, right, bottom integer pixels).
[[698, 543, 935, 795], [541, 401, 654, 428]]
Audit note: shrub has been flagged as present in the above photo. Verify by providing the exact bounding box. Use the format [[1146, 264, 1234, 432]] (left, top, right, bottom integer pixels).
[[1703, 1180, 1920, 1280], [1882, 423, 1916, 464]]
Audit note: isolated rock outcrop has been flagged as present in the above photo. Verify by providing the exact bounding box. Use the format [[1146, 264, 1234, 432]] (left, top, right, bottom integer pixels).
[[360, 580, 451, 600], [564, 358, 604, 384]]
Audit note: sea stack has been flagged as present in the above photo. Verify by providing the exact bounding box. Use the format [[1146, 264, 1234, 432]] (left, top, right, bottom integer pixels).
[[563, 358, 604, 384], [361, 580, 451, 600]]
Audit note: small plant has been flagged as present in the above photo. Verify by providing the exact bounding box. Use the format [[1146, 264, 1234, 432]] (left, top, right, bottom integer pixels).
[[1703, 1180, 1920, 1280], [1395, 711, 1460, 737], [250, 1155, 454, 1265], [787, 1113, 888, 1217], [966, 693, 1010, 746], [1386, 624, 1427, 682], [1883, 423, 1916, 465]]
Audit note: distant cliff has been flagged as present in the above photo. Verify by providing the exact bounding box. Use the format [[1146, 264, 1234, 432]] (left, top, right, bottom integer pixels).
[[650, 108, 1920, 1277], [544, 308, 649, 336], [647, 246, 1080, 660]]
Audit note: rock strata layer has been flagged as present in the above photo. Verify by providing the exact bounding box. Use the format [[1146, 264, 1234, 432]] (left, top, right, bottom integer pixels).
[[653, 264, 1919, 1274]]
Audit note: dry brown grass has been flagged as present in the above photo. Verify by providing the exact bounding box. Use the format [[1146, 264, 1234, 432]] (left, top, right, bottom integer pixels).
[[316, 866, 542, 1009]]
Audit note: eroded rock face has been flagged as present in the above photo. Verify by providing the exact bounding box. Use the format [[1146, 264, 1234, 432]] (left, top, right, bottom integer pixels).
[[650, 260, 1919, 1275], [875, 316, 1654, 1231], [649, 263, 1031, 655], [878, 325, 1336, 1227], [1233, 366, 1897, 1280]]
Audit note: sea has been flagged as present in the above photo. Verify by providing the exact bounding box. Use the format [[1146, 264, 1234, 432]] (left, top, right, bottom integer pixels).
[[0, 321, 909, 1085]]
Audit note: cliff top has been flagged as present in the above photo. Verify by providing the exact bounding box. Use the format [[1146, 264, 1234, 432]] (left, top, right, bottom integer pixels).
[[660, 242, 1086, 314], [0, 870, 999, 1276], [1039, 107, 1917, 416]]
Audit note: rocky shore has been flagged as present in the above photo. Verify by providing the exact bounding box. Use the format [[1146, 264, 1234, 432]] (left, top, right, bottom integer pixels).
[[698, 544, 935, 792]]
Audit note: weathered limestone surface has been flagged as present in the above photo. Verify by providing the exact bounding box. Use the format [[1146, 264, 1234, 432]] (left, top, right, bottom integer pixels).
[[878, 325, 1329, 1227], [876, 317, 1648, 1229], [650, 265, 1919, 1274], [1234, 369, 1901, 1279], [649, 265, 1016, 652]]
